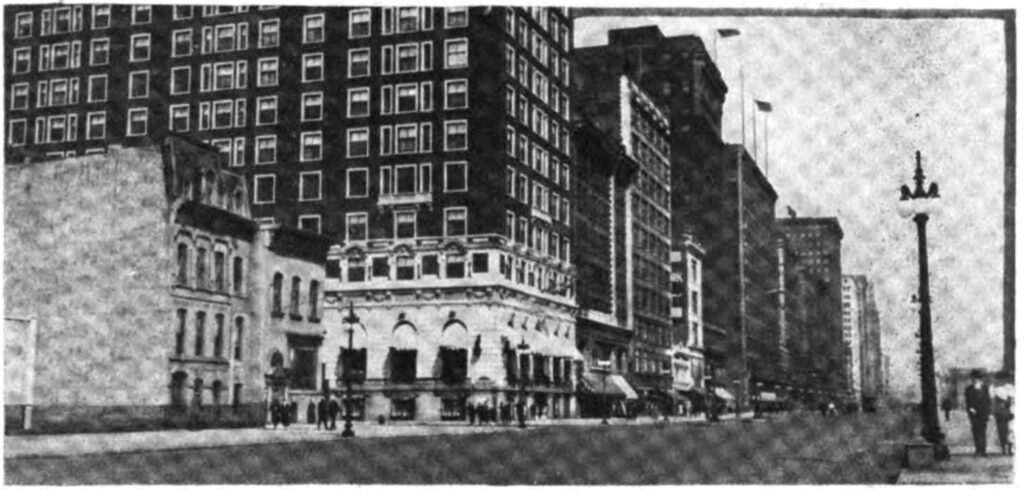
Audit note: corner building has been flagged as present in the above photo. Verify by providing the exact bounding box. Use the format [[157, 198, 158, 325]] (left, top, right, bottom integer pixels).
[[318, 6, 581, 422]]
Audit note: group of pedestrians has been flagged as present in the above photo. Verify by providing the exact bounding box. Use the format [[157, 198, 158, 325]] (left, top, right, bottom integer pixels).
[[316, 396, 342, 430], [467, 401, 514, 426], [963, 369, 1014, 456]]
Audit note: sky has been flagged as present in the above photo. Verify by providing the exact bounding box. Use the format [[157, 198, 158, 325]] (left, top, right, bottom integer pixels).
[[576, 13, 1008, 398]]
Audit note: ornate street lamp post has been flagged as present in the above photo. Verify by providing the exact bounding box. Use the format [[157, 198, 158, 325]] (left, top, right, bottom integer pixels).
[[597, 359, 613, 425], [898, 151, 947, 457], [517, 338, 530, 429], [341, 301, 359, 438]]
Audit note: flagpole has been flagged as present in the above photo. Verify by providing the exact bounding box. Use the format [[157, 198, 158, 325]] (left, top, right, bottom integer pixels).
[[740, 48, 746, 151], [752, 99, 757, 164], [765, 112, 770, 179]]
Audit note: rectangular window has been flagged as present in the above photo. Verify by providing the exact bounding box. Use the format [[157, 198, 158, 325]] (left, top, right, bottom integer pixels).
[[259, 19, 280, 48], [348, 88, 370, 117], [381, 45, 395, 74], [169, 104, 190, 132], [380, 167, 392, 195], [214, 62, 235, 90], [174, 6, 193, 20], [298, 215, 321, 234], [127, 108, 148, 136], [445, 7, 469, 28], [382, 8, 395, 35], [215, 24, 236, 52], [347, 169, 369, 198], [347, 213, 368, 241], [421, 42, 433, 71], [200, 64, 212, 92], [444, 162, 468, 192], [348, 48, 370, 77], [349, 9, 371, 38], [445, 208, 468, 237], [396, 84, 418, 113], [445, 39, 468, 68], [86, 111, 106, 139], [445, 80, 468, 109], [395, 164, 417, 194], [302, 92, 323, 122], [302, 53, 324, 82], [255, 135, 277, 164], [397, 7, 419, 33], [380, 126, 394, 156], [232, 137, 245, 166], [444, 121, 468, 151], [304, 13, 325, 43], [234, 98, 246, 127], [420, 82, 433, 111], [199, 102, 211, 130], [11, 83, 29, 110], [420, 123, 433, 153], [236, 60, 247, 88], [300, 132, 323, 161], [8, 119, 27, 146], [381, 86, 394, 115], [254, 175, 276, 204], [347, 128, 369, 157], [258, 57, 279, 87], [299, 171, 322, 201], [51, 43, 70, 70], [213, 100, 233, 129], [92, 5, 110, 29], [397, 43, 419, 73], [88, 39, 108, 66], [129, 71, 149, 99], [201, 26, 213, 54], [130, 34, 151, 62], [256, 96, 278, 125], [173, 29, 193, 57], [132, 5, 151, 24], [394, 211, 417, 239], [15, 12, 32, 38], [396, 124, 418, 154], [13, 48, 31, 74]]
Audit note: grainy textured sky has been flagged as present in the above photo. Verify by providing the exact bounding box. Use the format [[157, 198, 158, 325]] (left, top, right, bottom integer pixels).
[[576, 14, 1007, 397]]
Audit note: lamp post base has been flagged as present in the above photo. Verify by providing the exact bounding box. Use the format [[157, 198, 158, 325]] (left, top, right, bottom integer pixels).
[[341, 421, 355, 438]]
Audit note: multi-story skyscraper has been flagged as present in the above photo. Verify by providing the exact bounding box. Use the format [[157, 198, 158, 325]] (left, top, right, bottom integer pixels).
[[572, 67, 674, 402], [842, 275, 866, 405], [844, 274, 884, 411], [778, 216, 845, 399]]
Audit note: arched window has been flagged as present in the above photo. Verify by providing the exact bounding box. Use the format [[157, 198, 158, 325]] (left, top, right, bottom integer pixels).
[[175, 309, 187, 355], [176, 243, 189, 286], [195, 311, 206, 356], [233, 317, 244, 360], [272, 272, 284, 314], [214, 313, 225, 358], [290, 276, 302, 316], [196, 247, 208, 289], [170, 371, 188, 410], [308, 280, 320, 320], [193, 378, 204, 407]]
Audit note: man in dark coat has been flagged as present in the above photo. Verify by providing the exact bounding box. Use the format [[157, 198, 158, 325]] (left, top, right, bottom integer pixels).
[[328, 396, 340, 430], [964, 369, 992, 455], [317, 398, 328, 430], [467, 402, 476, 425], [941, 397, 953, 422]]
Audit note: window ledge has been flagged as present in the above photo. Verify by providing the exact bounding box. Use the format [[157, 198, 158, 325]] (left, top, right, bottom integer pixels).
[[289, 313, 304, 322], [308, 316, 321, 324]]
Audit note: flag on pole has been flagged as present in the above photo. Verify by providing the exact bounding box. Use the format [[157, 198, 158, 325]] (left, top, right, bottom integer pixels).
[[755, 100, 773, 112], [718, 28, 741, 37]]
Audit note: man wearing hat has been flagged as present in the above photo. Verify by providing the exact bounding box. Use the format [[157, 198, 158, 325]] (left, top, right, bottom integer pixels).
[[964, 369, 992, 455]]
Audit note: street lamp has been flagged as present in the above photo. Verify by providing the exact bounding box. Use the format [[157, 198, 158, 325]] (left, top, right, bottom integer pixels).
[[341, 301, 359, 438], [597, 359, 613, 425], [517, 337, 530, 429], [898, 150, 947, 457]]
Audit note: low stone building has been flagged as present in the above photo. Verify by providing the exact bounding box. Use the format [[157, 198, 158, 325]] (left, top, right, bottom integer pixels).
[[4, 137, 329, 433]]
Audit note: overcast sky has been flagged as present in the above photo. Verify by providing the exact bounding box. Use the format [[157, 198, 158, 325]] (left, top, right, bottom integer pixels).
[[576, 14, 1008, 397]]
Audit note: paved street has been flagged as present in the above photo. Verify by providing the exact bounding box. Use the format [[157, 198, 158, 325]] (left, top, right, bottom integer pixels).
[[7, 412, 912, 484]]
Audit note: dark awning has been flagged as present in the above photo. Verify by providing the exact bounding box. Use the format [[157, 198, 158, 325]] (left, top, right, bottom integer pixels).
[[579, 372, 638, 399]]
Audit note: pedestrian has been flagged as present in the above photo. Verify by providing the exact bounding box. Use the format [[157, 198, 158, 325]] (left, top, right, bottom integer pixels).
[[516, 401, 526, 427], [317, 397, 328, 430], [270, 399, 281, 429], [328, 396, 340, 430], [991, 371, 1014, 456], [941, 397, 953, 422], [467, 401, 477, 425], [964, 369, 992, 455]]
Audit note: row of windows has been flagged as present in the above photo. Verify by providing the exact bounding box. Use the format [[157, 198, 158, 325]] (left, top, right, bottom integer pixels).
[[505, 8, 571, 54], [505, 126, 571, 185], [504, 211, 572, 263], [505, 87, 572, 150], [339, 208, 468, 242], [505, 168, 571, 225], [270, 273, 321, 321], [505, 44, 571, 103], [351, 7, 468, 39], [175, 242, 246, 295], [346, 39, 468, 79], [11, 34, 152, 71], [174, 309, 244, 361]]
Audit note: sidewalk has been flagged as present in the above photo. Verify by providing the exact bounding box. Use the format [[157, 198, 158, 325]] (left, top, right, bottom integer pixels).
[[4, 414, 728, 459], [896, 450, 1014, 484]]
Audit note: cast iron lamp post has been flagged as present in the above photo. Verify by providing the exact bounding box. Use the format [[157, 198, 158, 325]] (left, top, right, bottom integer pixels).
[[341, 301, 359, 438], [517, 338, 530, 429], [898, 150, 947, 456]]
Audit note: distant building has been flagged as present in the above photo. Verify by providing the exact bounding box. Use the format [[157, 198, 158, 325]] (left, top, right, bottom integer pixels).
[[670, 234, 707, 411], [778, 216, 845, 399], [842, 275, 867, 406], [3, 138, 331, 433]]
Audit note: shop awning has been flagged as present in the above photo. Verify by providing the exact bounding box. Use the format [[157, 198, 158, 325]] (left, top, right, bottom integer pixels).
[[713, 387, 735, 401], [580, 372, 639, 399]]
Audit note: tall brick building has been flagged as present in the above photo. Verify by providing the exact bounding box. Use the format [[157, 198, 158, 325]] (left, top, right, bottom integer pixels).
[[778, 217, 845, 399]]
